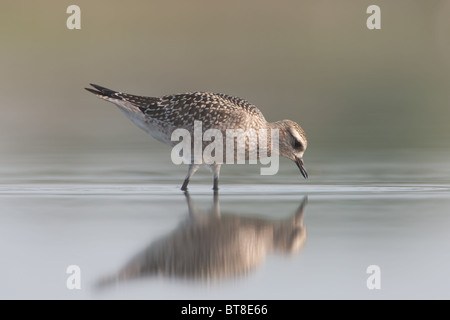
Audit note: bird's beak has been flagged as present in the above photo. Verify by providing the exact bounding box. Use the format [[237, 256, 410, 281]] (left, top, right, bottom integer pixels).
[[295, 157, 308, 179]]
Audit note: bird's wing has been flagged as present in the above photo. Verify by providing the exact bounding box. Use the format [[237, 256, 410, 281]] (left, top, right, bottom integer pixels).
[[86, 85, 266, 128], [213, 93, 265, 119]]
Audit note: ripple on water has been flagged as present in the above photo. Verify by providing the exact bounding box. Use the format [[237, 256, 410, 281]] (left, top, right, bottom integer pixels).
[[0, 184, 449, 199]]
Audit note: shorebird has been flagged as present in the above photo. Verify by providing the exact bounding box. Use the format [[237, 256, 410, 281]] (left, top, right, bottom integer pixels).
[[86, 84, 308, 190], [97, 193, 307, 285]]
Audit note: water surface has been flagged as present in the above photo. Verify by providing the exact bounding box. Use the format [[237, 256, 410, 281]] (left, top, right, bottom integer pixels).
[[1, 146, 449, 299]]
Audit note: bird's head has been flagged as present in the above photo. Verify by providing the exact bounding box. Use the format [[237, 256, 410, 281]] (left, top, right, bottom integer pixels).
[[275, 120, 308, 179]]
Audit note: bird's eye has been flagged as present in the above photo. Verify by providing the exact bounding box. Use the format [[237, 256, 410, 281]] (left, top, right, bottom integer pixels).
[[294, 139, 302, 149]]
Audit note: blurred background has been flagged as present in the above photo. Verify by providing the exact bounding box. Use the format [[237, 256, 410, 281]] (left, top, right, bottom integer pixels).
[[1, 0, 449, 158], [1, 0, 450, 300]]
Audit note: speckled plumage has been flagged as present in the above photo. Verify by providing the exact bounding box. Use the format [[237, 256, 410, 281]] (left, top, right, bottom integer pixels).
[[86, 84, 308, 191], [88, 87, 267, 130]]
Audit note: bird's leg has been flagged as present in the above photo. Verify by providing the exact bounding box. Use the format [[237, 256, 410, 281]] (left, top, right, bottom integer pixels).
[[184, 191, 194, 215], [211, 164, 221, 192], [183, 191, 204, 220], [181, 164, 201, 191], [212, 190, 221, 217]]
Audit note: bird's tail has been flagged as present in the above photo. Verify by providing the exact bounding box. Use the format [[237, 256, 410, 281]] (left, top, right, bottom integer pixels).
[[85, 83, 158, 110]]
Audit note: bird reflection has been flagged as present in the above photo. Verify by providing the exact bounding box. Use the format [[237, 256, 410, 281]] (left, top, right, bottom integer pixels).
[[98, 193, 308, 286]]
